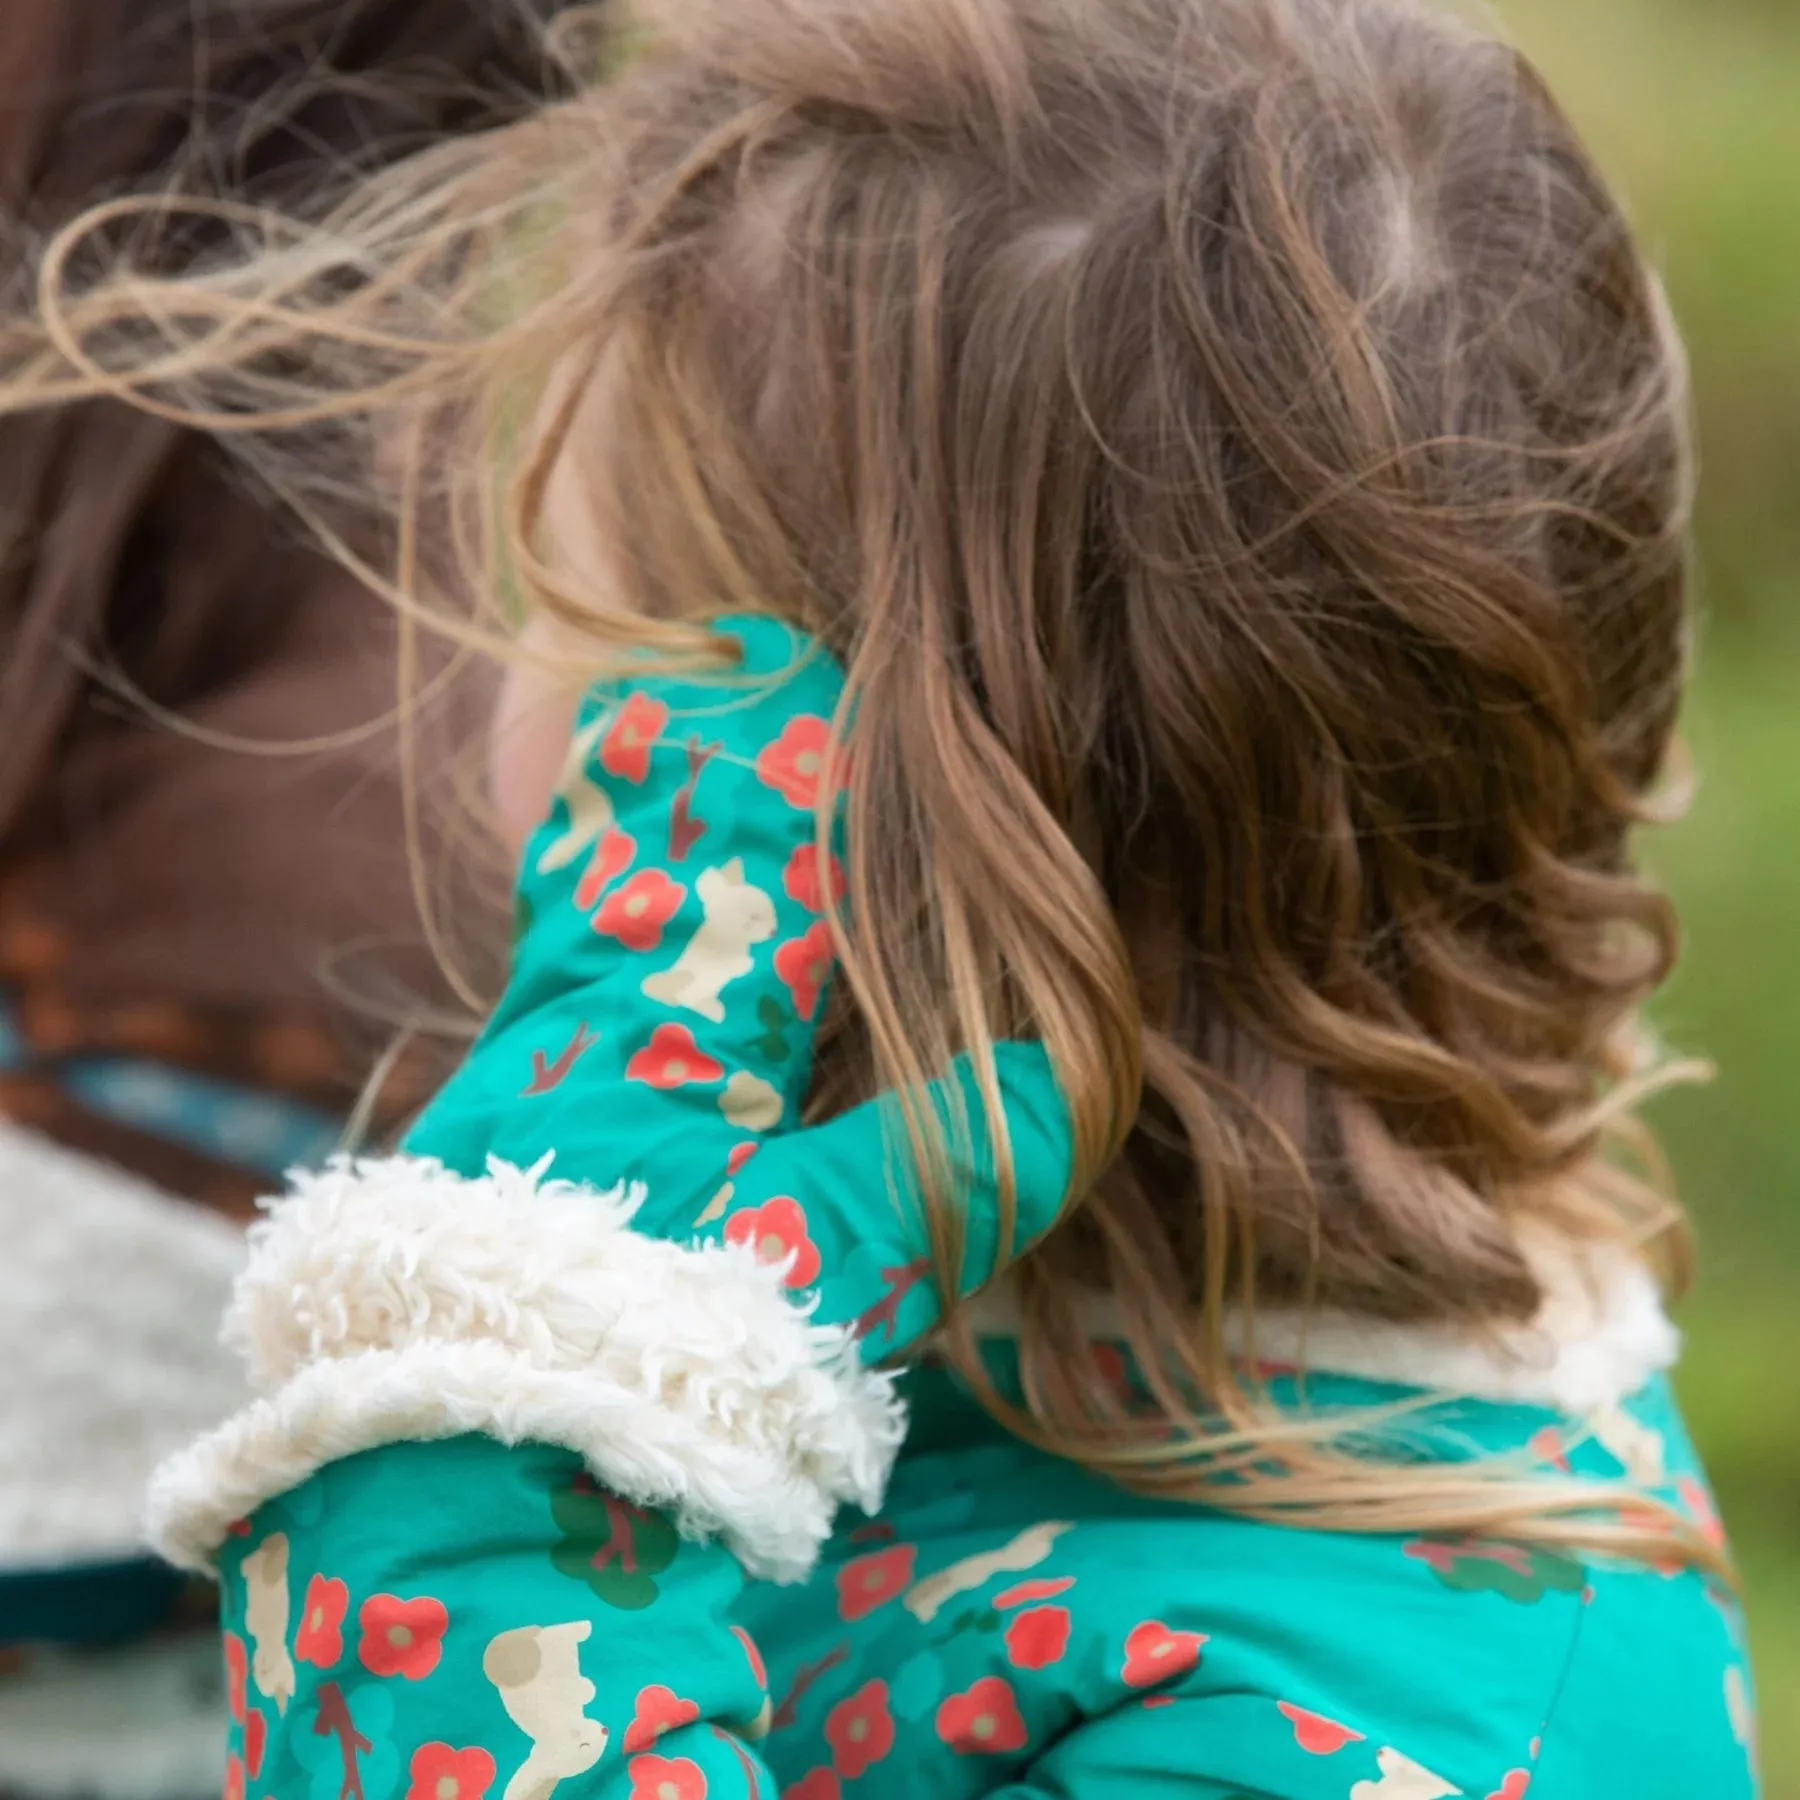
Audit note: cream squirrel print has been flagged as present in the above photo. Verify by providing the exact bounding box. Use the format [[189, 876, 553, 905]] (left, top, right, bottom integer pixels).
[[1350, 1748, 1463, 1799], [241, 1531, 298, 1715], [641, 858, 777, 1023], [904, 1521, 1073, 1624], [483, 1621, 610, 1800], [536, 719, 613, 876]]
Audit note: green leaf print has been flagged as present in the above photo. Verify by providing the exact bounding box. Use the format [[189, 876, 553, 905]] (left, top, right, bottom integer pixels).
[[549, 1473, 680, 1609], [741, 993, 793, 1064], [942, 1607, 1003, 1639], [1404, 1536, 1586, 1604]]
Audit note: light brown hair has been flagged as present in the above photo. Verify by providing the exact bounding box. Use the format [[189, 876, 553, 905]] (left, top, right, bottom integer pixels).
[[4, 0, 1708, 1560]]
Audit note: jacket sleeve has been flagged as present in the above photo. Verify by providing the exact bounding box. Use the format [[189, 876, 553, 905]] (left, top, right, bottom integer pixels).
[[401, 612, 1076, 1357], [146, 615, 1073, 1595]]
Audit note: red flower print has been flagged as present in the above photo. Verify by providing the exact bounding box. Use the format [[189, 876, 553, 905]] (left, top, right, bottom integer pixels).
[[1528, 1427, 1573, 1474], [627, 1024, 726, 1090], [295, 1573, 349, 1668], [1277, 1702, 1364, 1755], [1486, 1773, 1532, 1800], [775, 922, 835, 1022], [603, 693, 671, 784], [936, 1676, 1028, 1756], [357, 1593, 449, 1681], [625, 1685, 702, 1754], [223, 1632, 247, 1725], [1121, 1620, 1206, 1689], [227, 1518, 253, 1538], [596, 869, 688, 952], [244, 1709, 268, 1779], [730, 1625, 767, 1689], [627, 1754, 708, 1800], [223, 1753, 245, 1800], [783, 844, 847, 913], [755, 716, 842, 811], [727, 1142, 760, 1177], [783, 1774, 840, 1800], [407, 1745, 497, 1800], [1142, 1695, 1176, 1710], [1004, 1605, 1071, 1671], [993, 1576, 1074, 1610], [834, 1543, 917, 1621], [725, 1196, 822, 1288], [575, 827, 638, 910], [826, 1680, 895, 1780]]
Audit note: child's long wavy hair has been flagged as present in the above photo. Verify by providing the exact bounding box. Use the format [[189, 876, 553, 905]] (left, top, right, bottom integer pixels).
[[3, 0, 1712, 1564]]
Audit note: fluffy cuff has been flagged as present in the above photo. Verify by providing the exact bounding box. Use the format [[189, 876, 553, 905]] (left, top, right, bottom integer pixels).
[[145, 1155, 905, 1583]]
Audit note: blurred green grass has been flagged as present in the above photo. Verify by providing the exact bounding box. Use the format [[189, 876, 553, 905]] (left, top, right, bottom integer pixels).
[[1495, 0, 1800, 1790], [1654, 657, 1800, 1795]]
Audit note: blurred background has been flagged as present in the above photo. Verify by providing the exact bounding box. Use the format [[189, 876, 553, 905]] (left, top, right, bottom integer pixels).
[[1496, 0, 1799, 1788]]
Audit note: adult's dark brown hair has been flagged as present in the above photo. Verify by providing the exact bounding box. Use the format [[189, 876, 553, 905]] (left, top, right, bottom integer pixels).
[[0, 0, 553, 1204]]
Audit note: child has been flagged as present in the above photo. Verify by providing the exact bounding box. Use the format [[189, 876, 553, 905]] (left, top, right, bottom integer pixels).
[[9, 0, 1759, 1793]]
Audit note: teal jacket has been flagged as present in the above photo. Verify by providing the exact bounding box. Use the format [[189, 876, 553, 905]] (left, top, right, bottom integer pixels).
[[141, 617, 1754, 1800]]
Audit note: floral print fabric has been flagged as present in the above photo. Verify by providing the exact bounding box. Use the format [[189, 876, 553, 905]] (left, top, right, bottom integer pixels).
[[216, 1438, 773, 1800], [214, 1377, 1757, 1800], [735, 1366, 1760, 1799], [208, 615, 1757, 1798]]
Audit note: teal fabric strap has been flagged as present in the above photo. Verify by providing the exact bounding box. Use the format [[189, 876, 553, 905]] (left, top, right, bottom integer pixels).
[[0, 994, 340, 1179]]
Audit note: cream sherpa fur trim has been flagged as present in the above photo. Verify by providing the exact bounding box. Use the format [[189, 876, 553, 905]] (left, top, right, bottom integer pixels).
[[1224, 1230, 1679, 1412], [0, 1122, 246, 1568], [145, 1155, 905, 1583], [961, 1226, 1679, 1414]]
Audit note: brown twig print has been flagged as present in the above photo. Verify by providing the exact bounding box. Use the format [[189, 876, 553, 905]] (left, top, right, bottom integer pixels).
[[855, 1259, 933, 1345], [588, 1492, 647, 1577], [770, 1643, 851, 1732], [668, 737, 721, 863], [522, 1022, 597, 1096], [313, 1682, 372, 1800]]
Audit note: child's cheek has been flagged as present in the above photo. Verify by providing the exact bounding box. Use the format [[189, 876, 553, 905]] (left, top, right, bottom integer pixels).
[[491, 649, 582, 863]]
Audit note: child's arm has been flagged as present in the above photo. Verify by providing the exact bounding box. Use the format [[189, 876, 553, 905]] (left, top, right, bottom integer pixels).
[[158, 614, 1075, 1564], [397, 610, 1074, 1362]]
